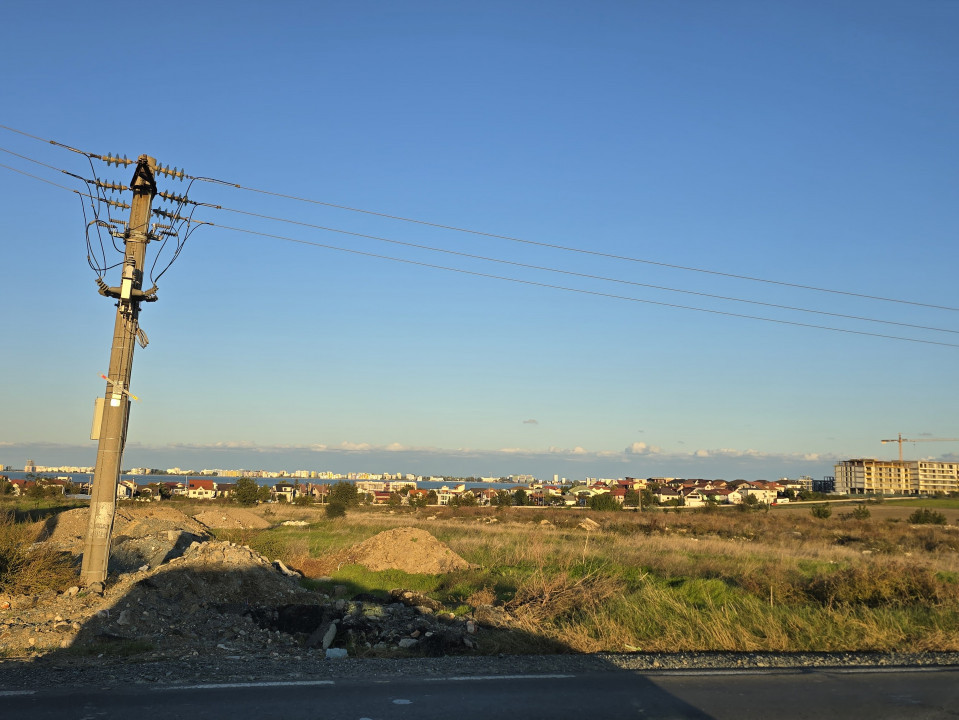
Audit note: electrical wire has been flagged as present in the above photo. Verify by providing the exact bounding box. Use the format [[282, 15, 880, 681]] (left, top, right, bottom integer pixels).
[[2, 122, 955, 314], [0, 161, 90, 196], [0, 145, 88, 183], [0, 124, 97, 159], [196, 202, 959, 337], [3, 157, 957, 344], [0, 141, 194, 282], [190, 175, 959, 313], [200, 219, 959, 349], [149, 186, 201, 284]]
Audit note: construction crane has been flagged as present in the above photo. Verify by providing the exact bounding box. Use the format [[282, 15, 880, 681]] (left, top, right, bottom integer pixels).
[[880, 433, 959, 462]]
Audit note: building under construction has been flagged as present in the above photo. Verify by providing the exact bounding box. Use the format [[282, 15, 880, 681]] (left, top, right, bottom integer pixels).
[[835, 459, 959, 495]]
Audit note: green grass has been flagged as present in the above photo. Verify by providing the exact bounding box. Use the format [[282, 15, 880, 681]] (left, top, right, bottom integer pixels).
[[881, 497, 959, 509], [314, 564, 442, 598], [195, 505, 959, 653]]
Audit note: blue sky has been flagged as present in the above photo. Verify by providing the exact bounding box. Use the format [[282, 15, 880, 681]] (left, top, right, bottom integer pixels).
[[1, 1, 957, 480]]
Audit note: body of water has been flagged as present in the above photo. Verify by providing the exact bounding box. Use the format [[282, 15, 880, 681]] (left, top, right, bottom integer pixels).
[[1, 471, 531, 492]]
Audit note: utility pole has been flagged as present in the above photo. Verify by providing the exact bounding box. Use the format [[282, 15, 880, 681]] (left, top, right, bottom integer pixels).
[[80, 155, 158, 588]]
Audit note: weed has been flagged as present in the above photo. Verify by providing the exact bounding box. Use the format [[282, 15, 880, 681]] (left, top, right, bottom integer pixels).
[[0, 512, 77, 594], [908, 508, 947, 525]]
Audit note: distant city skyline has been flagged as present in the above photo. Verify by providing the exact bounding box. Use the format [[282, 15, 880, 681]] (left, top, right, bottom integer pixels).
[[5, 440, 957, 483]]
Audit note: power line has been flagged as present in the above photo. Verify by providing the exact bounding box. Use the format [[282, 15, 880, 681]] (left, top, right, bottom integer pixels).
[[3, 155, 957, 343], [0, 123, 97, 158], [0, 153, 196, 282], [201, 219, 959, 349], [197, 202, 959, 337], [0, 161, 88, 195], [2, 122, 956, 313], [190, 176, 959, 314]]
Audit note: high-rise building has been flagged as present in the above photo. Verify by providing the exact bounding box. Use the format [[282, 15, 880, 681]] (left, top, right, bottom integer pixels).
[[835, 459, 959, 495]]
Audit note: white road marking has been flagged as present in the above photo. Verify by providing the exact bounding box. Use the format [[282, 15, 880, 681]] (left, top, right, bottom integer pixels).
[[428, 674, 575, 682], [0, 690, 36, 697], [172, 680, 335, 691], [392, 699, 413, 704], [639, 666, 957, 677]]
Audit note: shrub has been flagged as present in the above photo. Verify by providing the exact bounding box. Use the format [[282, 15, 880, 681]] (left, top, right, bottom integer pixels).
[[589, 494, 621, 512], [325, 501, 347, 518], [907, 508, 947, 525], [840, 505, 871, 521], [811, 504, 832, 519], [328, 481, 360, 507]]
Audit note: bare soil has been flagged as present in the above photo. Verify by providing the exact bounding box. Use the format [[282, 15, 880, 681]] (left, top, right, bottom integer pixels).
[[1, 504, 480, 664], [193, 507, 272, 529], [293, 526, 471, 577]]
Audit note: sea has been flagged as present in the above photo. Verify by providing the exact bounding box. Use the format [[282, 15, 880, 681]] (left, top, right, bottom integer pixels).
[[0, 470, 527, 492]]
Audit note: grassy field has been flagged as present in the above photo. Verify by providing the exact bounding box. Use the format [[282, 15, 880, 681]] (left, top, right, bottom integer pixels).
[[212, 501, 959, 654], [4, 497, 959, 655]]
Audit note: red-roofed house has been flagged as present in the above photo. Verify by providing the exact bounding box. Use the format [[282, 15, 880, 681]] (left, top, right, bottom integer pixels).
[[187, 479, 217, 500]]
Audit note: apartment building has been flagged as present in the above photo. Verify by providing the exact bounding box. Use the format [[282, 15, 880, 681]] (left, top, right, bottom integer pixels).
[[835, 458, 959, 495]]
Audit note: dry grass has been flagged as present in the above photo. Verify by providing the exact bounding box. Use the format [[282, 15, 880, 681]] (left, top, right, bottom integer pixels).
[[0, 512, 78, 594], [208, 503, 959, 654]]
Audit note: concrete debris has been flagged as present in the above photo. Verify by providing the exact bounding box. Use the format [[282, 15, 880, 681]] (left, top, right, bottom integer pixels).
[[1, 508, 503, 662], [274, 559, 300, 577]]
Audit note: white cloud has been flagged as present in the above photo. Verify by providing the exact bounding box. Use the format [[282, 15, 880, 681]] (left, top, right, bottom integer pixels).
[[625, 442, 662, 456], [339, 441, 372, 451], [522, 419, 539, 425], [544, 446, 589, 456]]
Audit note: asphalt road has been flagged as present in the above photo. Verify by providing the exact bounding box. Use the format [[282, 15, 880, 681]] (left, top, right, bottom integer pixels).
[[3, 666, 958, 719]]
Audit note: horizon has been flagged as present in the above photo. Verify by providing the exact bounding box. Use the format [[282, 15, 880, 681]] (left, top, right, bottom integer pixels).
[[6, 441, 957, 484]]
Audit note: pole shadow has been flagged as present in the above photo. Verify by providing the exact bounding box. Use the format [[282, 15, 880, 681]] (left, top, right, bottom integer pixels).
[[0, 562, 715, 718]]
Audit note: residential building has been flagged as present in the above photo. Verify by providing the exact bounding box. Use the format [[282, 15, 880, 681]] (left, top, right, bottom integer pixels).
[[835, 459, 959, 495], [187, 479, 217, 500], [117, 480, 137, 499], [272, 482, 296, 503]]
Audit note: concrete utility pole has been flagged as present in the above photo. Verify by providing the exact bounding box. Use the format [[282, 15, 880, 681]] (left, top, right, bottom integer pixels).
[[80, 155, 158, 588]]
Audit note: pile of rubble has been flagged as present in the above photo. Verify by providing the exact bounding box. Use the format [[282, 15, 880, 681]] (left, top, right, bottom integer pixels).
[[0, 509, 492, 661]]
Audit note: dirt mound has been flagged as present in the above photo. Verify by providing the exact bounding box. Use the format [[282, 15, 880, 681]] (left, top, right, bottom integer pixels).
[[338, 527, 470, 575], [193, 508, 271, 530], [34, 505, 207, 550], [30, 505, 211, 574]]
